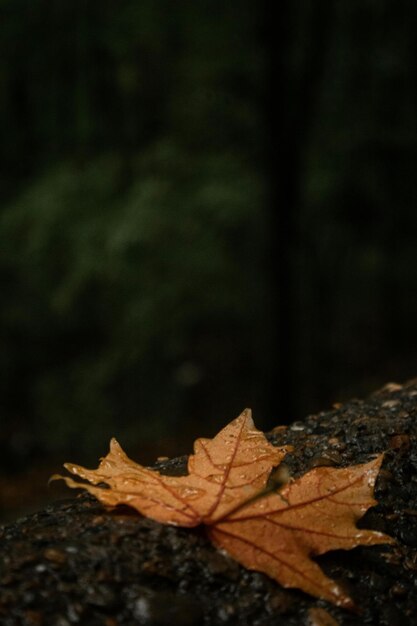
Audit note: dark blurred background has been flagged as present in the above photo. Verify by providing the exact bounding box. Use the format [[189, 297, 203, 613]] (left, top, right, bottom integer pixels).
[[1, 0, 417, 519]]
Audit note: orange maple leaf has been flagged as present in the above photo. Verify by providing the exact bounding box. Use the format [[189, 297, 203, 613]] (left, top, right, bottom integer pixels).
[[54, 410, 394, 608]]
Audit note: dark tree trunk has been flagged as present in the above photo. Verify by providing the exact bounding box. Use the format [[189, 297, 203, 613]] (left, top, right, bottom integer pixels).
[[262, 1, 335, 427]]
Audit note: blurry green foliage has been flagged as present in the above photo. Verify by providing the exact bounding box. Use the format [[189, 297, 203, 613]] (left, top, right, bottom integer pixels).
[[1, 0, 417, 469], [0, 146, 265, 460], [0, 0, 266, 464]]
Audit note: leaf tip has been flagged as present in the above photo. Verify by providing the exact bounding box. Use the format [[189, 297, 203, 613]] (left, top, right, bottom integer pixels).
[[240, 407, 254, 427], [109, 437, 122, 450], [48, 473, 62, 487]]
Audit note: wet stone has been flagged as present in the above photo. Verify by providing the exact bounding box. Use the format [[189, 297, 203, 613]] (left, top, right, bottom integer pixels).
[[390, 582, 408, 597], [2, 380, 417, 624], [216, 603, 236, 622], [378, 604, 407, 626], [397, 520, 417, 548], [85, 585, 118, 610], [131, 588, 203, 625], [43, 548, 67, 565], [22, 610, 43, 626], [368, 571, 389, 592]]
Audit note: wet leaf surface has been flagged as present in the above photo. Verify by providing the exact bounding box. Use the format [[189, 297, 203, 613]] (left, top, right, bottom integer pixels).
[[54, 410, 392, 607]]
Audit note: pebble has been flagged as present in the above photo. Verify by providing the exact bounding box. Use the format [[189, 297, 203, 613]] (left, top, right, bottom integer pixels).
[[43, 548, 67, 565], [379, 604, 406, 625], [132, 588, 203, 625]]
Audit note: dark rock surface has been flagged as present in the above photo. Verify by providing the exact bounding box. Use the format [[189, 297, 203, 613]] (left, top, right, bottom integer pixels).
[[2, 380, 417, 625]]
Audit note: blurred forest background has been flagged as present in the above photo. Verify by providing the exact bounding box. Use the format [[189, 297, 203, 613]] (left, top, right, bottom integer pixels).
[[1, 0, 417, 519]]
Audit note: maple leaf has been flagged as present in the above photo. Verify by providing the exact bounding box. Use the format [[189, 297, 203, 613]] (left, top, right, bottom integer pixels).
[[54, 409, 394, 608]]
